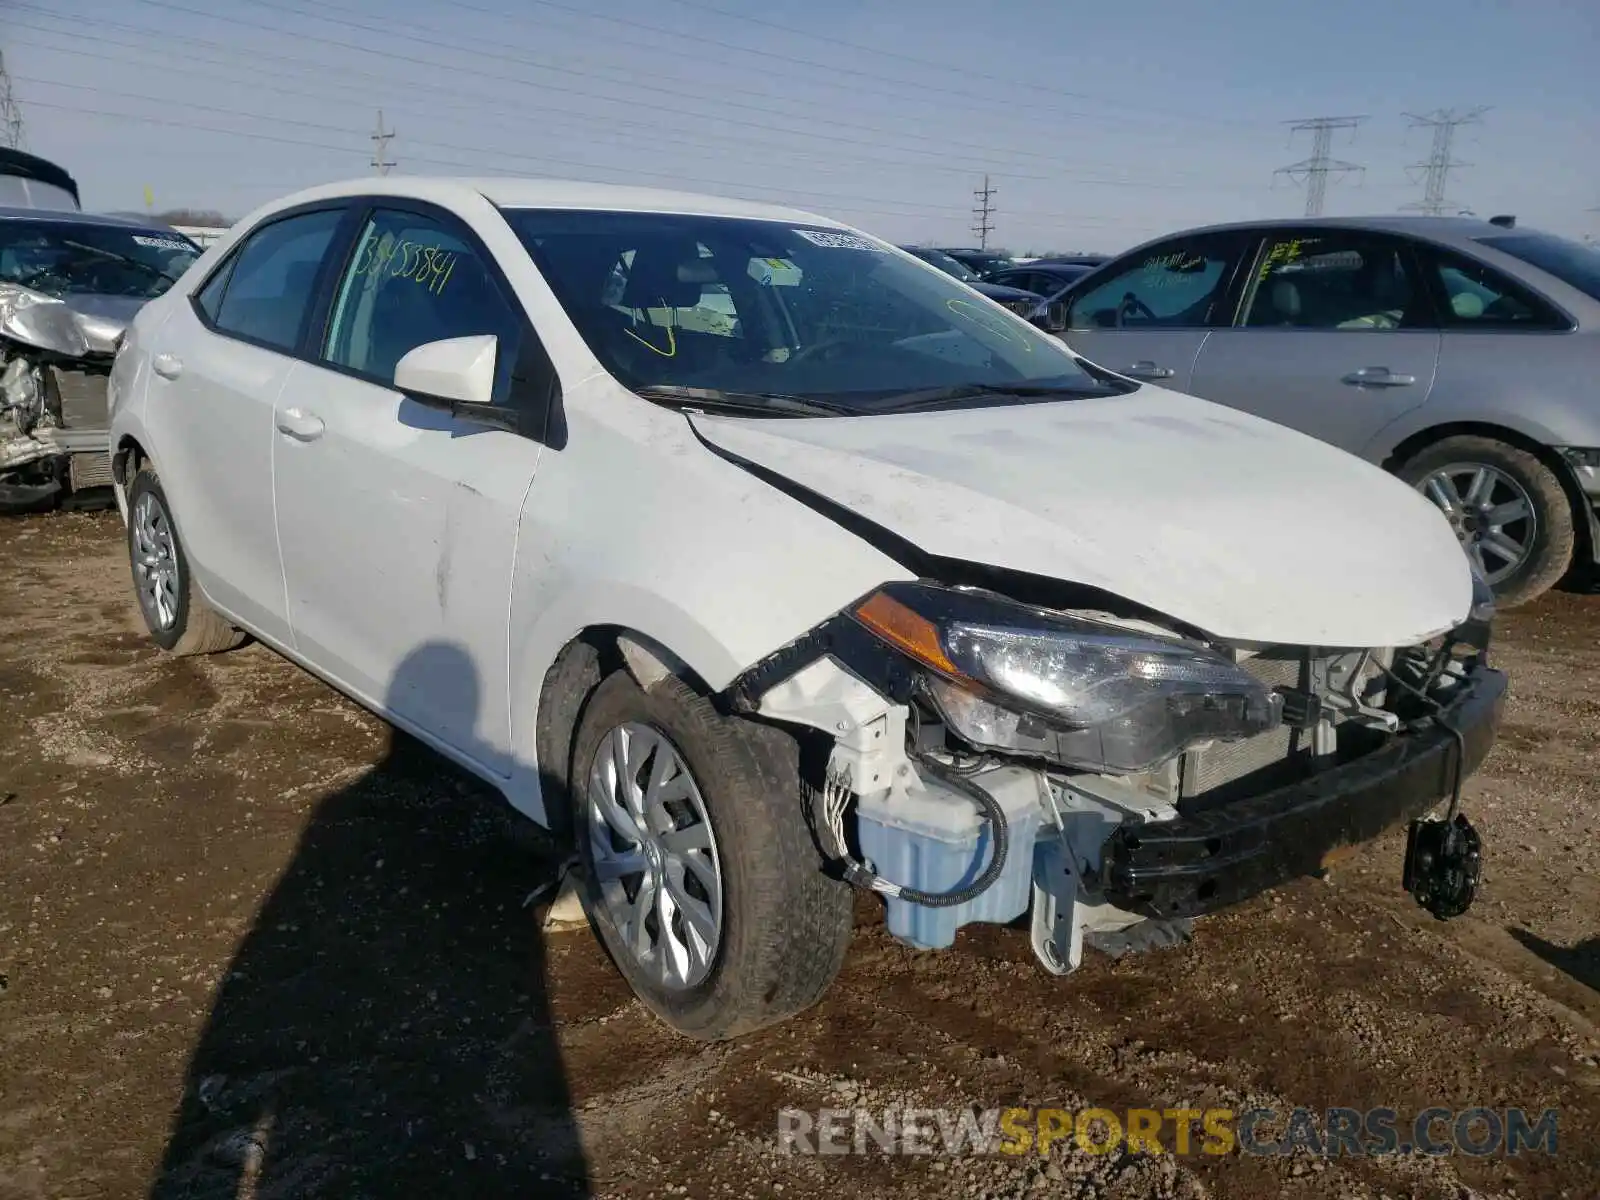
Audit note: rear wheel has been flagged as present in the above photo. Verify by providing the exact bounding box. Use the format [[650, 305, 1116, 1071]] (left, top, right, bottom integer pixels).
[[126, 465, 245, 655], [570, 669, 852, 1041], [1397, 435, 1574, 608]]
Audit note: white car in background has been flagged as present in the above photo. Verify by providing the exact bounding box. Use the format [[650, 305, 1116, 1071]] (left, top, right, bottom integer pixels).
[[107, 177, 1505, 1040]]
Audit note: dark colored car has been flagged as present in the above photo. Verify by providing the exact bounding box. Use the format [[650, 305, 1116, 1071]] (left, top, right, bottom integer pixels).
[[1029, 254, 1111, 270], [900, 246, 1042, 314], [0, 147, 82, 212], [926, 246, 1016, 277], [986, 261, 1098, 298]]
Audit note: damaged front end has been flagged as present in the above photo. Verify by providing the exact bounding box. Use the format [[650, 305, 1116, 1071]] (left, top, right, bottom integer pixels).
[[731, 570, 1504, 974], [0, 283, 122, 512]]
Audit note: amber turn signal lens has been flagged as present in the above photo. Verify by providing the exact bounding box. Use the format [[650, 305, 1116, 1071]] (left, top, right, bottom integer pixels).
[[853, 591, 958, 676]]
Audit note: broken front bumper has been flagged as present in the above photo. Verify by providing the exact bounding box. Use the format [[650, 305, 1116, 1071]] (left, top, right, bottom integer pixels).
[[1099, 663, 1508, 919]]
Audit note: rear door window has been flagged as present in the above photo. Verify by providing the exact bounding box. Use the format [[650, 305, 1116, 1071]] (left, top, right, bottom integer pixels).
[[1419, 247, 1570, 330], [1240, 233, 1424, 330], [209, 209, 343, 352]]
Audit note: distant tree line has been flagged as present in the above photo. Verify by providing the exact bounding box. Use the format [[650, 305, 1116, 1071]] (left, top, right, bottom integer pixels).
[[151, 208, 231, 227]]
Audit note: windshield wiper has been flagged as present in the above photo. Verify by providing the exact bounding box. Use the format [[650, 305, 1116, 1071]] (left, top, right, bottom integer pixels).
[[633, 384, 855, 417], [873, 381, 1112, 412], [56, 239, 179, 285]]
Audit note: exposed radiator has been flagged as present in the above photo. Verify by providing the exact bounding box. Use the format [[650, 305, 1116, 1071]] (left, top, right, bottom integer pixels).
[[49, 366, 110, 431], [1179, 651, 1307, 802], [69, 451, 115, 489]]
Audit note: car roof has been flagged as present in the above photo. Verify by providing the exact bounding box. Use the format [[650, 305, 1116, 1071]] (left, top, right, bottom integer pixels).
[[246, 176, 851, 229], [1148, 214, 1525, 250], [0, 205, 193, 236]]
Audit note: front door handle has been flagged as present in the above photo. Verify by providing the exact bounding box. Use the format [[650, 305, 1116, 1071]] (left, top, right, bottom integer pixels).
[[1125, 360, 1175, 380], [275, 408, 326, 442], [1342, 367, 1416, 388], [151, 353, 183, 380]]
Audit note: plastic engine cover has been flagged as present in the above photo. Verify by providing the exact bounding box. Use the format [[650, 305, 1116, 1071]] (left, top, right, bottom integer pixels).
[[856, 765, 1045, 949]]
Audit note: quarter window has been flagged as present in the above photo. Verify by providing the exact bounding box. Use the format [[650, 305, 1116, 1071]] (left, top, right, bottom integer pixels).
[[193, 256, 234, 324], [1242, 234, 1419, 331], [1067, 236, 1241, 330], [1422, 248, 1568, 329], [209, 209, 342, 352], [323, 209, 523, 401]]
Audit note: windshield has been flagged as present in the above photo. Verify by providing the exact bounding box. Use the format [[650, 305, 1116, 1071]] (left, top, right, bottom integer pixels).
[[506, 210, 1117, 413], [1475, 232, 1600, 303], [906, 247, 979, 283], [0, 220, 199, 300]]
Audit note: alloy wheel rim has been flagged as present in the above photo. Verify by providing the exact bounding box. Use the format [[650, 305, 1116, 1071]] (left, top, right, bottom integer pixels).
[[1419, 462, 1537, 586], [586, 722, 723, 991], [132, 491, 180, 631]]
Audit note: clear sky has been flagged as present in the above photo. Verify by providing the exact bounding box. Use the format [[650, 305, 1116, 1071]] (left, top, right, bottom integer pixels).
[[8, 0, 1598, 253]]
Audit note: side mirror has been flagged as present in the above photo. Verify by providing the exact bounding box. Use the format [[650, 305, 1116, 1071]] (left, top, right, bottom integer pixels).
[[394, 334, 521, 433], [1028, 300, 1069, 335]]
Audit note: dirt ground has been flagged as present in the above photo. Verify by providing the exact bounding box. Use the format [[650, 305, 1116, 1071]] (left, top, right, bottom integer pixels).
[[1, 511, 1596, 1200]]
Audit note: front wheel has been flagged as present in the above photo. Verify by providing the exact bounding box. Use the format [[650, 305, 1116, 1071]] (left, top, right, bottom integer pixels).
[[570, 670, 852, 1041], [1398, 435, 1575, 608]]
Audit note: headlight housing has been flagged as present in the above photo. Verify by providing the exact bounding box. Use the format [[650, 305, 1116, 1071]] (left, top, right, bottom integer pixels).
[[851, 583, 1281, 774]]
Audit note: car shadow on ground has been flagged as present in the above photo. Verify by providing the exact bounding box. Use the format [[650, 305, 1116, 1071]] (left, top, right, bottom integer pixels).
[[1510, 928, 1600, 993], [148, 643, 590, 1198]]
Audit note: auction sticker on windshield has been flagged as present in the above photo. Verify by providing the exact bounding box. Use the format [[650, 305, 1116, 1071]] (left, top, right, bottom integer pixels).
[[792, 229, 885, 252], [132, 235, 193, 252], [748, 256, 802, 286]]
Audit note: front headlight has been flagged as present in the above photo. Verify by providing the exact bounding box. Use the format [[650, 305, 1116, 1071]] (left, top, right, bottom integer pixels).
[[850, 583, 1280, 773]]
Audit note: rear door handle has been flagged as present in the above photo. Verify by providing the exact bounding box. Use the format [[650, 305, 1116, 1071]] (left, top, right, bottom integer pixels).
[[151, 353, 183, 380], [1125, 360, 1175, 380], [275, 408, 326, 442], [1342, 367, 1416, 387]]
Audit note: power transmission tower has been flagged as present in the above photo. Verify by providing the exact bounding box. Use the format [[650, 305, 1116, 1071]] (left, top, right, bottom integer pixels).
[[370, 109, 395, 175], [971, 175, 996, 249], [1402, 107, 1488, 215], [1273, 116, 1365, 217], [0, 52, 25, 150]]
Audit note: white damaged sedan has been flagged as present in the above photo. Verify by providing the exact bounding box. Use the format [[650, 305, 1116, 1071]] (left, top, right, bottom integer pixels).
[[107, 178, 1505, 1039]]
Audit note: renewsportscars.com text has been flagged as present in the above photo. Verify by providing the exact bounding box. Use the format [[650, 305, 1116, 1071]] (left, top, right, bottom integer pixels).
[[777, 1105, 1560, 1158]]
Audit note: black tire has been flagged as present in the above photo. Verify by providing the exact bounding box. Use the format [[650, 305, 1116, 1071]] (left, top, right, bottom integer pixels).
[[126, 465, 245, 655], [570, 669, 852, 1041], [1396, 435, 1575, 608]]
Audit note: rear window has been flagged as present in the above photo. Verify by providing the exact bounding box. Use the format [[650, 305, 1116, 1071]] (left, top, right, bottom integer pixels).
[[1474, 233, 1600, 303]]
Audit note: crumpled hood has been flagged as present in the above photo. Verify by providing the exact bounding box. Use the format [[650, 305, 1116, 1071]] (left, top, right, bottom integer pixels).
[[690, 387, 1473, 648], [57, 294, 147, 355]]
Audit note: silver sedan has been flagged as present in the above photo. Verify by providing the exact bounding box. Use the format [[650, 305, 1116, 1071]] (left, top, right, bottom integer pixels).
[[1036, 216, 1600, 605]]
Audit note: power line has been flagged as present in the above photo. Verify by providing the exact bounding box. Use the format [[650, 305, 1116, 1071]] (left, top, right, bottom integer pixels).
[[972, 176, 996, 249], [7, 77, 1055, 219], [9, 18, 1232, 192], [108, 0, 1219, 181], [19, 94, 1165, 236], [1273, 115, 1365, 217], [370, 108, 395, 175], [655, 0, 1262, 131], [1403, 107, 1489, 216], [0, 51, 24, 149]]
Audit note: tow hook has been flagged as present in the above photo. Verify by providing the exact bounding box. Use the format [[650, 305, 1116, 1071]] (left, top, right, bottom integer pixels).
[[1402, 813, 1482, 920]]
